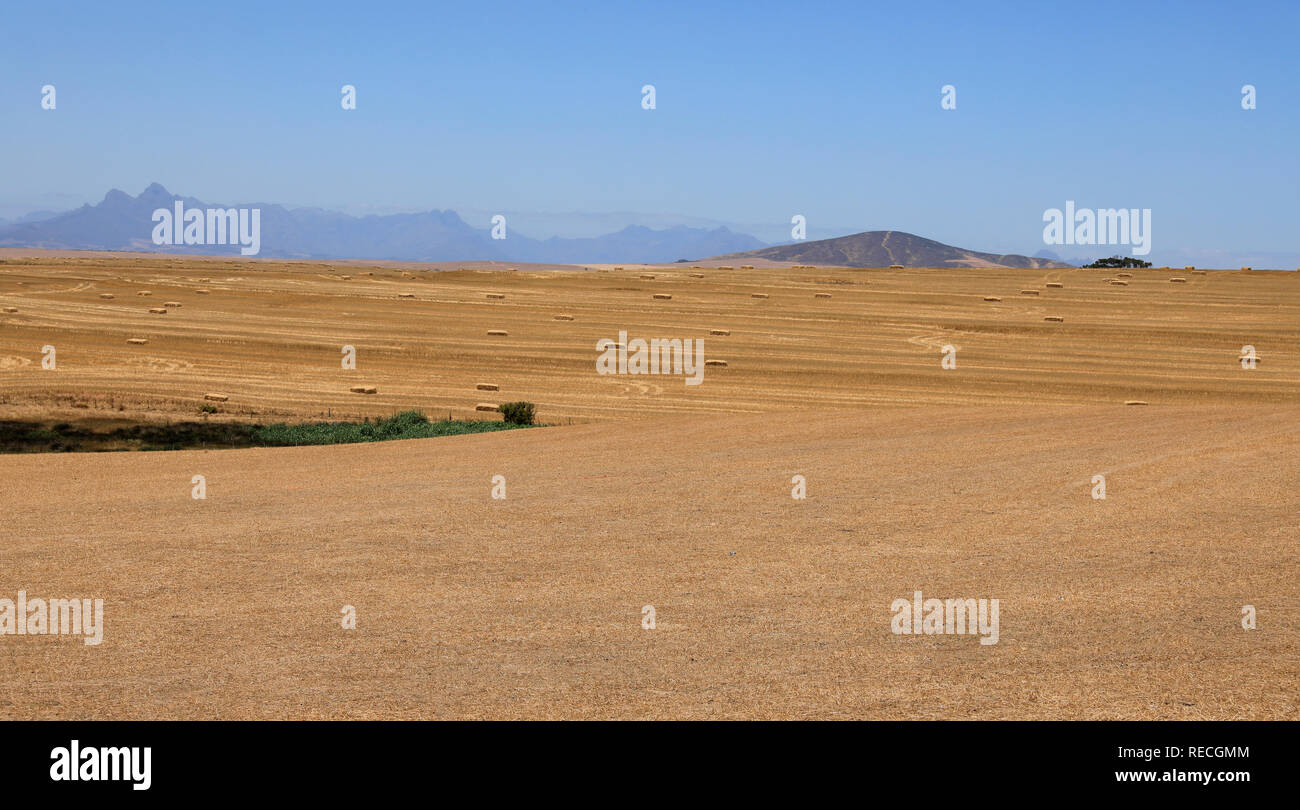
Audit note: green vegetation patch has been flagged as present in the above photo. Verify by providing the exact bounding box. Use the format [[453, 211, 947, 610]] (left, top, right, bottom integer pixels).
[[250, 410, 532, 446], [0, 410, 539, 453]]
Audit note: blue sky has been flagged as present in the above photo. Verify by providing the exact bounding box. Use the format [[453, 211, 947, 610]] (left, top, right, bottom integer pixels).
[[2, 0, 1297, 262]]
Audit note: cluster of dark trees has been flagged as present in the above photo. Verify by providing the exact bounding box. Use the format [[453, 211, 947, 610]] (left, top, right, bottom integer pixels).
[[1083, 256, 1153, 268]]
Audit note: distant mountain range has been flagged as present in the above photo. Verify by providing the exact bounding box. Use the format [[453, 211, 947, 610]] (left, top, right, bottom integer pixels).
[[0, 184, 765, 264], [717, 230, 1069, 269], [0, 183, 1079, 268]]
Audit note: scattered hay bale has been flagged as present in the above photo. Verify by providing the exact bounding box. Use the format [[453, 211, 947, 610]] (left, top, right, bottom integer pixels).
[[1169, 277, 1187, 283], [1109, 280, 1129, 286], [705, 359, 728, 367], [348, 386, 378, 395], [613, 266, 624, 271], [136, 291, 152, 296], [554, 314, 574, 321], [653, 293, 672, 300], [751, 293, 769, 299], [486, 293, 506, 300], [475, 403, 498, 412], [1044, 315, 1064, 322], [983, 296, 1002, 302], [199, 278, 211, 283], [741, 265, 755, 270], [709, 329, 730, 336], [476, 383, 499, 391], [194, 289, 209, 294], [1020, 289, 1040, 295], [718, 265, 734, 270], [1184, 266, 1195, 271], [204, 393, 229, 402], [1046, 282, 1064, 288], [1124, 400, 1149, 406], [163, 301, 182, 307], [340, 275, 352, 280], [2, 306, 18, 313], [640, 274, 656, 279], [99, 293, 115, 299], [1241, 266, 1252, 271], [126, 338, 148, 345], [689, 273, 705, 278], [397, 292, 415, 298], [888, 264, 905, 270], [487, 329, 508, 336], [1117, 273, 1132, 278], [814, 292, 833, 298], [148, 307, 168, 314]]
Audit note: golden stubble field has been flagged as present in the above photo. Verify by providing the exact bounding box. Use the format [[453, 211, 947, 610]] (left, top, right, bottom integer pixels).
[[0, 252, 1296, 719], [0, 253, 1296, 424]]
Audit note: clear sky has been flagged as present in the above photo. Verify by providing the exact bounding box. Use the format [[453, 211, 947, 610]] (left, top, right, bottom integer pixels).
[[2, 0, 1297, 260]]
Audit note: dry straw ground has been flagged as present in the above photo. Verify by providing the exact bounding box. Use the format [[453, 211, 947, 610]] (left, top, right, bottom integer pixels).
[[0, 253, 1296, 719]]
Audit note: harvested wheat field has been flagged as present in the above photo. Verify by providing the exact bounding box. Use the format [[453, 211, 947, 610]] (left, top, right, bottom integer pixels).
[[0, 255, 1295, 423], [0, 253, 1297, 719]]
